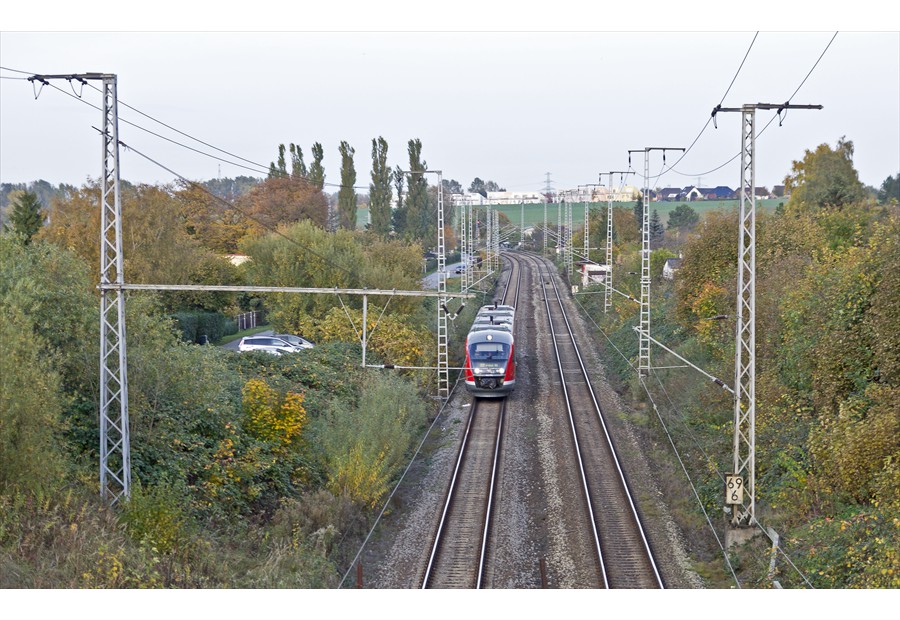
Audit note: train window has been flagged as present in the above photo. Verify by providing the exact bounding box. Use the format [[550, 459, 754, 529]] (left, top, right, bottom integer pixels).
[[469, 342, 510, 360]]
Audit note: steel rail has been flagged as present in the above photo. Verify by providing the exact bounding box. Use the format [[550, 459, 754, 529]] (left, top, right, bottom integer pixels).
[[532, 252, 608, 587], [541, 252, 664, 588], [422, 253, 520, 588]]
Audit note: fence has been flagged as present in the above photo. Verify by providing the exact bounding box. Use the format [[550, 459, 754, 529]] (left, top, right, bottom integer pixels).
[[236, 311, 262, 331]]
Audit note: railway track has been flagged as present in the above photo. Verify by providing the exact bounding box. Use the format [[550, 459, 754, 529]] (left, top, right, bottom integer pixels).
[[421, 256, 521, 588], [421, 251, 660, 588], [525, 251, 663, 588]]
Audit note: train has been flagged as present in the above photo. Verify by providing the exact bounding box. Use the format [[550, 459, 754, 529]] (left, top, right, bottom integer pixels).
[[463, 302, 516, 398]]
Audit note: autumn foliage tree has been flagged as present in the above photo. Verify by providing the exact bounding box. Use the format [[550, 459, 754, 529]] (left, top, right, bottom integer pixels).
[[784, 137, 866, 211], [242, 378, 307, 452], [236, 175, 328, 235]]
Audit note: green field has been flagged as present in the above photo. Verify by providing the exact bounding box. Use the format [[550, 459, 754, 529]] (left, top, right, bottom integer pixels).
[[355, 198, 786, 230], [489, 198, 785, 229]]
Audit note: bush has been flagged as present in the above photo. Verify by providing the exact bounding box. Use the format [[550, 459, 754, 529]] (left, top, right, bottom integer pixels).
[[313, 374, 427, 509], [171, 310, 237, 343]]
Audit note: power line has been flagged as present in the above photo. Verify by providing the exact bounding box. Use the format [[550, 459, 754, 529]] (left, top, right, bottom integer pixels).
[[666, 32, 838, 180], [84, 81, 270, 171], [662, 32, 760, 178], [638, 374, 742, 587], [11, 66, 380, 190], [43, 82, 271, 175]]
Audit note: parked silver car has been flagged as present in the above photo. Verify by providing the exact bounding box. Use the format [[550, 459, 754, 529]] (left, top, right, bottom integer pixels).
[[272, 334, 315, 350], [237, 335, 304, 355]]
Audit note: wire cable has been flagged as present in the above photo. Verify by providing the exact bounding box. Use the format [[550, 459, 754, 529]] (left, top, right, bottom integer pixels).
[[45, 82, 271, 175], [664, 32, 837, 180], [649, 369, 815, 587], [84, 81, 271, 172], [11, 66, 383, 191], [662, 32, 760, 179], [638, 374, 742, 587], [337, 376, 464, 588]]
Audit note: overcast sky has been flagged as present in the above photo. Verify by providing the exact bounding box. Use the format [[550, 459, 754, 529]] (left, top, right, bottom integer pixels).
[[2, 5, 898, 195]]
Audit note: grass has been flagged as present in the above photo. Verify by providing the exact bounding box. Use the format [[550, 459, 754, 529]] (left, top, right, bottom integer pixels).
[[489, 199, 786, 228], [214, 324, 271, 346]]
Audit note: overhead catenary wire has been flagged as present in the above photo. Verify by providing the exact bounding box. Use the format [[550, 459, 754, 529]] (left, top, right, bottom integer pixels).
[[638, 374, 742, 587], [8, 67, 383, 191], [84, 81, 271, 172], [661, 31, 760, 179], [337, 375, 466, 588], [647, 370, 815, 588], [665, 32, 838, 180], [44, 81, 271, 176], [570, 291, 742, 584]]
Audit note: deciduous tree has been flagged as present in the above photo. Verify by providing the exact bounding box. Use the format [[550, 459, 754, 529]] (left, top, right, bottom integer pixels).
[[309, 142, 326, 191], [337, 141, 357, 230], [369, 137, 393, 236], [236, 175, 328, 234], [785, 137, 866, 211]]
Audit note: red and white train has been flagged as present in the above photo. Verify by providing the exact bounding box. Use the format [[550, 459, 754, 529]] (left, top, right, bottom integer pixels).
[[463, 303, 516, 398]]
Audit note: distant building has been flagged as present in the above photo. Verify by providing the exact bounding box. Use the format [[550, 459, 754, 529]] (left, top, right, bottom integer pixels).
[[227, 254, 250, 266], [663, 257, 682, 280], [579, 262, 610, 287], [697, 186, 736, 200], [657, 187, 683, 201]]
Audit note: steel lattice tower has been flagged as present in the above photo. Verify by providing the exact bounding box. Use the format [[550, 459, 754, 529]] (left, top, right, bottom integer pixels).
[[401, 169, 449, 399], [629, 148, 683, 376], [459, 200, 468, 294], [599, 171, 631, 313], [467, 203, 474, 290], [436, 172, 449, 399], [97, 74, 131, 504], [584, 198, 590, 261], [543, 199, 547, 253], [639, 154, 651, 375], [712, 102, 821, 526], [733, 107, 758, 525], [566, 197, 574, 276], [605, 186, 614, 312]]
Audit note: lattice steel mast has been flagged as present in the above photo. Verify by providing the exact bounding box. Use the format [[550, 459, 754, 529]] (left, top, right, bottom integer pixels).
[[628, 148, 683, 376], [599, 171, 633, 314], [29, 72, 132, 504], [713, 102, 821, 526]]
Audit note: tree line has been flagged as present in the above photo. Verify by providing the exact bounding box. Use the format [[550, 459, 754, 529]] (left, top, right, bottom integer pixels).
[[573, 138, 898, 588]]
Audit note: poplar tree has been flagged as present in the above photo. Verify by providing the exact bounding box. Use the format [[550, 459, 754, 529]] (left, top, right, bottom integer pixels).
[[404, 139, 431, 242], [337, 141, 357, 230], [309, 142, 326, 191], [289, 143, 308, 179], [268, 144, 288, 178], [369, 137, 392, 235], [392, 165, 406, 235]]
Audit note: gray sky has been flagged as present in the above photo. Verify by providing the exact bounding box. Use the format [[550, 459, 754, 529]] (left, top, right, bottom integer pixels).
[[2, 5, 898, 195]]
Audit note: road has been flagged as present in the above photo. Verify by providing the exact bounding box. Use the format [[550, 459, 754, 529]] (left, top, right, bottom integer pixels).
[[422, 262, 463, 290]]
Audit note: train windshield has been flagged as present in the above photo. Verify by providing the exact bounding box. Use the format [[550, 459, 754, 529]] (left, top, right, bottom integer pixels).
[[469, 341, 510, 366]]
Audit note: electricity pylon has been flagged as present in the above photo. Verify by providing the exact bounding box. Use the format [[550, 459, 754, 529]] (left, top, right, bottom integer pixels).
[[628, 147, 683, 376], [713, 102, 821, 526]]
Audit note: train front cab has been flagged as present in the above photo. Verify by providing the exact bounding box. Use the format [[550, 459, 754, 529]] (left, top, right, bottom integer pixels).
[[464, 329, 516, 398]]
